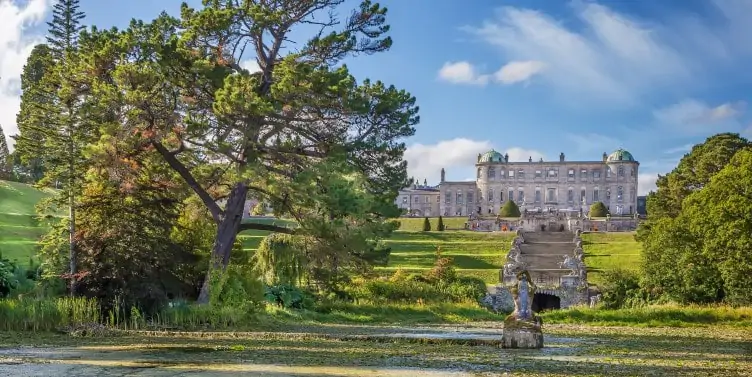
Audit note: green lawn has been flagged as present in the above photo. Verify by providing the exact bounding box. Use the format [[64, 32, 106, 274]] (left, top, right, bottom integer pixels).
[[581, 232, 642, 285], [0, 181, 56, 265]]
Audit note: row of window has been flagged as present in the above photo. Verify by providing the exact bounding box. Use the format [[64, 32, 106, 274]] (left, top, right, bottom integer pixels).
[[478, 166, 635, 180], [443, 186, 632, 204], [401, 195, 438, 204]]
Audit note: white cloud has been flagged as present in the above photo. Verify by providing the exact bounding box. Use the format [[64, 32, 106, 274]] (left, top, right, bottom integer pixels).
[[403, 138, 545, 183], [437, 61, 489, 86], [493, 60, 545, 84], [654, 99, 744, 125], [461, 2, 752, 105], [0, 0, 50, 149], [638, 173, 659, 196], [438, 60, 544, 86], [240, 59, 260, 73]]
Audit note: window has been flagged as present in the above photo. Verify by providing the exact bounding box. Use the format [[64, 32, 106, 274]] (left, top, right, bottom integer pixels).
[[467, 192, 474, 204], [508, 170, 515, 178], [629, 188, 634, 201], [508, 189, 514, 203], [499, 170, 505, 179], [567, 188, 574, 202], [518, 189, 524, 202], [425, 196, 429, 203], [477, 167, 481, 179], [415, 196, 420, 203], [606, 189, 611, 201], [546, 188, 556, 202], [593, 170, 601, 179], [606, 169, 612, 178], [580, 187, 586, 202], [488, 189, 494, 202], [593, 187, 600, 202], [500, 190, 504, 202], [456, 192, 463, 204], [548, 168, 557, 177], [581, 169, 588, 180], [618, 166, 624, 177], [488, 167, 495, 179], [402, 196, 407, 203], [631, 168, 635, 177], [617, 186, 623, 202], [518, 169, 525, 179], [535, 170, 542, 178], [437, 195, 440, 203], [568, 169, 575, 178], [534, 188, 541, 202], [445, 191, 451, 203]]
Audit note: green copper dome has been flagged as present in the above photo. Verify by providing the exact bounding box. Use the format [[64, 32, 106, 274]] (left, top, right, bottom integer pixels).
[[607, 148, 635, 162], [479, 149, 504, 163]]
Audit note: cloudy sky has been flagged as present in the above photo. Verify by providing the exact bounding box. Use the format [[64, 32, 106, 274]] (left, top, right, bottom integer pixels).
[[2, 0, 752, 195]]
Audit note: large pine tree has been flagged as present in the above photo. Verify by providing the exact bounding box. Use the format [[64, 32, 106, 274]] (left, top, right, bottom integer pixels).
[[15, 0, 87, 295], [46, 0, 85, 60]]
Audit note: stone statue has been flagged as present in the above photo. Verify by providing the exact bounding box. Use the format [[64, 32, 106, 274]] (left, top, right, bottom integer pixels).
[[575, 240, 583, 249], [513, 273, 533, 320], [501, 270, 544, 349]]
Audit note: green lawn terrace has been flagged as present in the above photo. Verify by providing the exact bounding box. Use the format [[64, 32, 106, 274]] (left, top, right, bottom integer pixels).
[[238, 217, 643, 287], [0, 181, 58, 265]]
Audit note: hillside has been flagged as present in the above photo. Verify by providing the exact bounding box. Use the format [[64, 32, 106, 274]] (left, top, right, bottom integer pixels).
[[0, 181, 55, 264]]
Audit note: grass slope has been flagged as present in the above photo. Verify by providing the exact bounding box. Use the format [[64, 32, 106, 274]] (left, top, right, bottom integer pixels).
[[0, 181, 54, 264]]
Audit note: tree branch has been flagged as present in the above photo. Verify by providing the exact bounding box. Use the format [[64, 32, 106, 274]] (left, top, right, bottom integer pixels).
[[151, 140, 223, 223], [239, 221, 296, 234]]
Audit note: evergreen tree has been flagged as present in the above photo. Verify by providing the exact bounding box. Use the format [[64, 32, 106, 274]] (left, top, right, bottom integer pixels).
[[437, 216, 445, 231], [589, 202, 608, 217], [46, 0, 86, 60], [100, 3, 417, 303], [16, 1, 88, 295], [499, 201, 521, 218], [422, 217, 431, 231], [0, 125, 10, 179]]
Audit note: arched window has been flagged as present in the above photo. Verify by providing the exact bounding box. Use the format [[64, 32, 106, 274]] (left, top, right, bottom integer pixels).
[[488, 189, 494, 202], [567, 187, 574, 202], [508, 187, 514, 203], [580, 186, 587, 202], [477, 167, 482, 179], [617, 186, 623, 201], [593, 187, 600, 202]]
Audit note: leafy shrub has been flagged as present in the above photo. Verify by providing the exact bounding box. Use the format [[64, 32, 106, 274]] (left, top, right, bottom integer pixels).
[[443, 277, 487, 303], [500, 200, 521, 217], [264, 284, 314, 309], [599, 268, 651, 309], [589, 202, 608, 217], [425, 257, 457, 283], [0, 258, 18, 298], [251, 202, 266, 216]]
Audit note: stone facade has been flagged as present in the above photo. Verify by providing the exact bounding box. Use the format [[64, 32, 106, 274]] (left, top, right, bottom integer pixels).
[[396, 148, 640, 217], [395, 182, 441, 217]]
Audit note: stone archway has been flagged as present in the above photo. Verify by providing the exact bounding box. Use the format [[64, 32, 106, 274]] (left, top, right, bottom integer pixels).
[[532, 293, 561, 312]]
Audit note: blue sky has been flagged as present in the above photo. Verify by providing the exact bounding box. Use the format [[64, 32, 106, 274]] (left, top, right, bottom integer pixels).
[[2, 0, 752, 194]]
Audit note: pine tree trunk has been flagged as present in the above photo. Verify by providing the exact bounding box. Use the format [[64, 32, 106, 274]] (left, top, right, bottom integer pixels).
[[196, 183, 248, 304], [68, 130, 77, 296]]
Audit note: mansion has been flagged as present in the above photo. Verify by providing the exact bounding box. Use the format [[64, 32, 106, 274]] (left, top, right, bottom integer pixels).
[[397, 148, 640, 217]]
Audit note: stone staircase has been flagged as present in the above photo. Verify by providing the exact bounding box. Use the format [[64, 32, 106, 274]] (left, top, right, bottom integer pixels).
[[518, 231, 575, 288]]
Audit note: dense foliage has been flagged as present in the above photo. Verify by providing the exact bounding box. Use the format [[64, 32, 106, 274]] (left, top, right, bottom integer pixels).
[[499, 200, 521, 218], [589, 202, 608, 217], [636, 133, 752, 305]]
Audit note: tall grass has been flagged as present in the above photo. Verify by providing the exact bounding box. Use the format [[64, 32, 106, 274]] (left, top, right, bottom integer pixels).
[[0, 297, 100, 331], [542, 304, 752, 327]]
